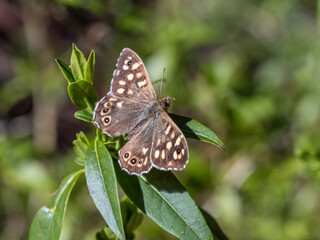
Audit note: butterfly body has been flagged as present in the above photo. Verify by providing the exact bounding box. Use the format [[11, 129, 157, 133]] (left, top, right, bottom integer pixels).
[[147, 100, 161, 118], [93, 48, 189, 175]]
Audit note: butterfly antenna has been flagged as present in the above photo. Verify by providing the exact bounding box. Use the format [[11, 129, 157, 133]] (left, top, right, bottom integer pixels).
[[160, 67, 166, 98]]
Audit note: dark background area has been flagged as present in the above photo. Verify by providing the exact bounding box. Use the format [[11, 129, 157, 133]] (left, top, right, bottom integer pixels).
[[0, 0, 319, 239]]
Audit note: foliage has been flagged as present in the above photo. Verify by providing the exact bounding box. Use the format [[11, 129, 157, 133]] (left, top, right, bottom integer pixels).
[[0, 0, 319, 239], [29, 170, 84, 239], [29, 46, 226, 239]]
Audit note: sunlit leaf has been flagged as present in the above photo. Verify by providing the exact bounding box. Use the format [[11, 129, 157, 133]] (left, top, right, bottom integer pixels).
[[115, 165, 213, 240], [68, 80, 98, 112], [75, 157, 85, 166], [73, 140, 87, 160], [71, 43, 86, 81], [74, 110, 93, 123], [55, 59, 75, 84], [73, 132, 90, 165], [170, 114, 226, 150], [86, 139, 125, 240], [96, 128, 107, 142], [77, 131, 90, 145], [29, 170, 84, 240], [85, 50, 95, 85]]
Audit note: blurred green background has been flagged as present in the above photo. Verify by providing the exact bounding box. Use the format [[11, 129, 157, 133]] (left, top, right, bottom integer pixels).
[[0, 0, 319, 239]]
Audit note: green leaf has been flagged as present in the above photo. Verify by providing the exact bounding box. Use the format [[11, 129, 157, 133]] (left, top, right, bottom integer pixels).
[[125, 212, 143, 239], [76, 131, 90, 145], [86, 139, 125, 240], [74, 110, 93, 123], [96, 128, 108, 142], [85, 50, 95, 85], [96, 227, 118, 240], [73, 140, 87, 159], [115, 166, 213, 240], [29, 170, 84, 240], [200, 208, 229, 240], [55, 59, 75, 84], [71, 43, 87, 81], [120, 197, 143, 239], [170, 113, 226, 150], [67, 80, 98, 112], [120, 197, 139, 226], [75, 157, 85, 166], [73, 132, 90, 165]]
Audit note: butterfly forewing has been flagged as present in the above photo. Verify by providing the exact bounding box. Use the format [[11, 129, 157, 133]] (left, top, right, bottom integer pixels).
[[93, 94, 148, 136], [93, 48, 156, 136], [111, 48, 157, 101]]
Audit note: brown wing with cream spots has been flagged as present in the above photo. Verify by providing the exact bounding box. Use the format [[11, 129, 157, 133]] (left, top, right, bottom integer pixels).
[[93, 48, 158, 137], [93, 93, 150, 136], [111, 48, 157, 101], [151, 111, 189, 171], [118, 118, 154, 175]]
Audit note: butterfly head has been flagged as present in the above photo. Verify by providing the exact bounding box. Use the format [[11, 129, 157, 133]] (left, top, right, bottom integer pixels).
[[159, 96, 175, 112]]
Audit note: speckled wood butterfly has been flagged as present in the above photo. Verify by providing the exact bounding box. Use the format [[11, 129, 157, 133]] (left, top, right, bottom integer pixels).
[[93, 48, 189, 175]]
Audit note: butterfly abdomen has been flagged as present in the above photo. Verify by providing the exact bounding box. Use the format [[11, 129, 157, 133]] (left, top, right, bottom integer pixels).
[[148, 101, 162, 118]]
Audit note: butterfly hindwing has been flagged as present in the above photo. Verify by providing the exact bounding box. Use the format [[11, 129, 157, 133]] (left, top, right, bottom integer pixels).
[[151, 112, 189, 170], [118, 110, 189, 175], [118, 119, 154, 175]]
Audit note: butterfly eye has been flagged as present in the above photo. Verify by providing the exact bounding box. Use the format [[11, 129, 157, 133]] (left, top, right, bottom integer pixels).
[[104, 117, 110, 123], [176, 148, 181, 154], [124, 153, 129, 158], [107, 102, 111, 106], [103, 108, 109, 113], [127, 60, 132, 66], [130, 158, 137, 164]]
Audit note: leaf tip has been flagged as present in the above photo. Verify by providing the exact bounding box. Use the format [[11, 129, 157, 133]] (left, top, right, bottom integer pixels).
[[219, 144, 227, 151]]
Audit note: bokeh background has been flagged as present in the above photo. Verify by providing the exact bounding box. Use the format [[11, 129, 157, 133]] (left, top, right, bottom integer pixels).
[[1, 0, 319, 239]]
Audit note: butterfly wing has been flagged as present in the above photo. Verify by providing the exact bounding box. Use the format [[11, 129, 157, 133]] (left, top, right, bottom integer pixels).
[[111, 48, 157, 101], [151, 111, 189, 171], [118, 110, 189, 175], [118, 119, 154, 175], [93, 93, 150, 136], [93, 48, 157, 136]]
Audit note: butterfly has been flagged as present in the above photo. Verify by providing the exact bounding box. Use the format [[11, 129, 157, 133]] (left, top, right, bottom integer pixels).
[[93, 48, 189, 175]]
